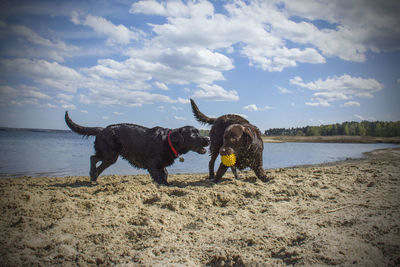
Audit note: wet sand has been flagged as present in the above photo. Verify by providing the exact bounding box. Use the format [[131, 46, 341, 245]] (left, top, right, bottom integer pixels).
[[1, 148, 399, 266]]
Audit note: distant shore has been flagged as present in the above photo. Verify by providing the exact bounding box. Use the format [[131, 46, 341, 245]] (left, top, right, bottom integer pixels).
[[262, 135, 400, 144], [2, 127, 399, 144], [1, 148, 399, 266]]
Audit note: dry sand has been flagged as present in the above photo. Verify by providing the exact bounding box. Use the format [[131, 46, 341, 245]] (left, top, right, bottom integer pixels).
[[1, 148, 399, 266]]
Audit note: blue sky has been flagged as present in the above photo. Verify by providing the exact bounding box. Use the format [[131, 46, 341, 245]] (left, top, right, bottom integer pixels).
[[0, 0, 399, 131]]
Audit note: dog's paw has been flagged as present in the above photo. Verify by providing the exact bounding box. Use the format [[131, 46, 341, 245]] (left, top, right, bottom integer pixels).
[[212, 177, 222, 183], [260, 177, 274, 183], [155, 180, 170, 186], [233, 174, 242, 180]]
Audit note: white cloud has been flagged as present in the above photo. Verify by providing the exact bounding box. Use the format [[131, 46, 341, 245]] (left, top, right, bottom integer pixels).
[[341, 101, 361, 107], [0, 84, 51, 106], [71, 13, 139, 45], [0, 58, 82, 92], [277, 86, 292, 94], [291, 75, 383, 93], [62, 103, 76, 110], [10, 24, 53, 47], [192, 84, 239, 101], [113, 112, 123, 115], [354, 114, 376, 121], [79, 94, 91, 105], [78, 86, 176, 108], [10, 100, 23, 107], [129, 0, 400, 75], [2, 0, 399, 113], [305, 99, 331, 107], [46, 103, 56, 108], [57, 93, 74, 101], [243, 46, 325, 71], [102, 116, 109, 120], [0, 22, 78, 62], [80, 110, 88, 114], [176, 97, 190, 104], [291, 74, 383, 107], [282, 0, 400, 53], [56, 0, 397, 109], [130, 0, 167, 16], [171, 106, 183, 111], [0, 85, 17, 99], [125, 45, 233, 85], [243, 104, 274, 111], [128, 0, 328, 84], [27, 90, 51, 99], [153, 81, 168, 90], [174, 115, 185, 120], [70, 11, 81, 24], [130, 0, 214, 18]]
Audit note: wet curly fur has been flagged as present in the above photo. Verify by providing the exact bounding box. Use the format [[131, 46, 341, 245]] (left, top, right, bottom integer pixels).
[[190, 99, 269, 183]]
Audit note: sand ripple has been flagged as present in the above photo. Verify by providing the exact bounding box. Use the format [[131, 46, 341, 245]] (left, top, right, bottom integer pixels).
[[1, 148, 399, 266]]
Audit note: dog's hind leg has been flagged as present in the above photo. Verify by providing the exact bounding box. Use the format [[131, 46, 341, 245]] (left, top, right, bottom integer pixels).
[[148, 168, 169, 186], [90, 155, 101, 181], [253, 166, 270, 183], [90, 154, 118, 182], [231, 167, 241, 180]]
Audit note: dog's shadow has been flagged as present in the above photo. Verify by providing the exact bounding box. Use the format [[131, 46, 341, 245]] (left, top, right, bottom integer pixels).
[[171, 176, 217, 188], [50, 180, 97, 188], [170, 176, 254, 188]]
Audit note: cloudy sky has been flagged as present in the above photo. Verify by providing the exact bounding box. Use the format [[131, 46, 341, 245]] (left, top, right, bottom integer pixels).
[[0, 0, 399, 131]]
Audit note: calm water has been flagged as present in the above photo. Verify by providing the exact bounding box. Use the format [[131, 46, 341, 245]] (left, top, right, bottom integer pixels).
[[0, 130, 398, 178]]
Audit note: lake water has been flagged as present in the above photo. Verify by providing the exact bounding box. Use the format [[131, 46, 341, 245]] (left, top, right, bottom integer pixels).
[[0, 129, 398, 178]]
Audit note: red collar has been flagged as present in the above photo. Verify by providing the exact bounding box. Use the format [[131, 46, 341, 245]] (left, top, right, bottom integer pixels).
[[168, 131, 179, 157]]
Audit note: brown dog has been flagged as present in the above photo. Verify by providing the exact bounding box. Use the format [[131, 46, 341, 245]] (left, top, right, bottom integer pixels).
[[190, 99, 269, 183]]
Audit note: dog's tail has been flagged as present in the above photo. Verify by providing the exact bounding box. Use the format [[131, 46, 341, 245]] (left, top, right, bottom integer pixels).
[[65, 111, 103, 137], [190, 99, 216, 125]]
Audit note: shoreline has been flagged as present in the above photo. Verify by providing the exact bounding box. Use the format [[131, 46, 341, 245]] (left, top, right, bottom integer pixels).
[[2, 144, 398, 179], [262, 135, 400, 144], [1, 148, 399, 265]]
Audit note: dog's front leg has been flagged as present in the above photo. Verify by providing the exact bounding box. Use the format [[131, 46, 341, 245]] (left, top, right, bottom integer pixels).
[[148, 167, 169, 186], [214, 163, 228, 183], [208, 152, 218, 180]]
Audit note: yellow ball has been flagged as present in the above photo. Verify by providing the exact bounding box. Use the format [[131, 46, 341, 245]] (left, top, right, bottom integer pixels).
[[221, 153, 236, 167]]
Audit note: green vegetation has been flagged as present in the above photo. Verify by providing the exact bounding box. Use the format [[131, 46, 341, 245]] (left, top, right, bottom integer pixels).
[[199, 129, 210, 136], [265, 121, 400, 137]]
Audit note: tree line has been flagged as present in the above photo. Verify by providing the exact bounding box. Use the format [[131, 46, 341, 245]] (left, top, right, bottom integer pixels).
[[265, 121, 400, 137]]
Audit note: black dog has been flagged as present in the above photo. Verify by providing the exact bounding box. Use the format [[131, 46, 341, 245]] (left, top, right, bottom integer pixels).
[[190, 99, 269, 183], [65, 111, 209, 185]]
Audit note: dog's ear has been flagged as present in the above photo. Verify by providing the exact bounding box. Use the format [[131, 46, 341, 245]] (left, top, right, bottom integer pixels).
[[243, 126, 255, 141], [170, 130, 184, 146]]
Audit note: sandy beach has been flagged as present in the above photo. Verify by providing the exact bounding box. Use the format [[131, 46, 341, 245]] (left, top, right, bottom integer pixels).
[[1, 148, 399, 266]]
